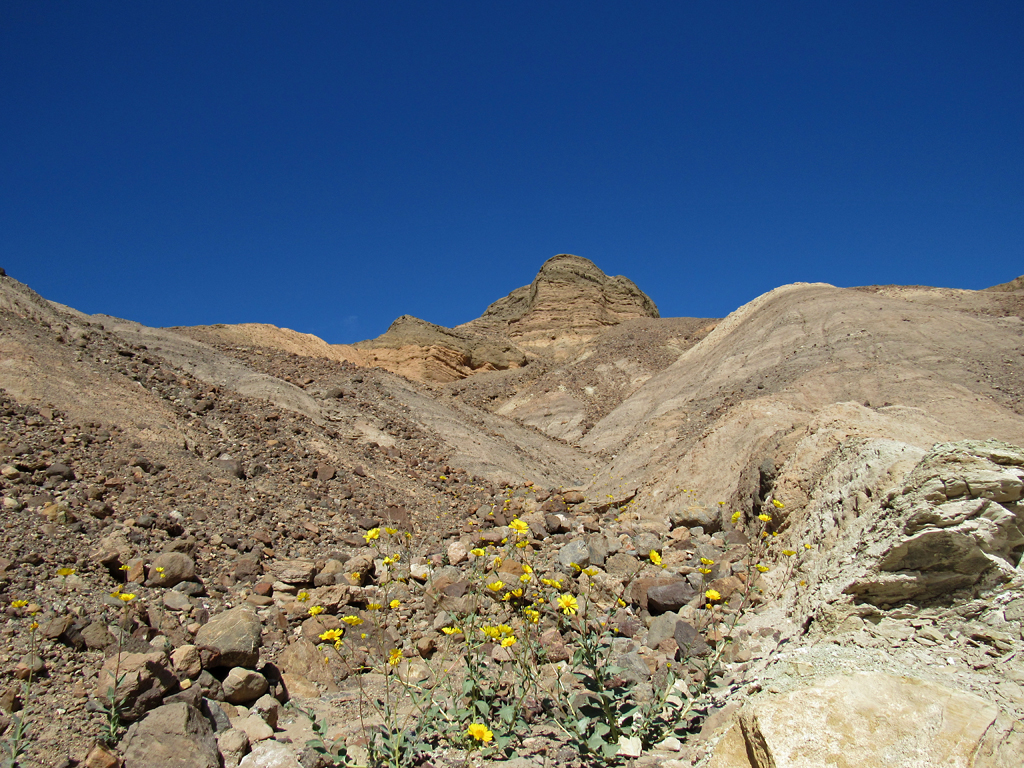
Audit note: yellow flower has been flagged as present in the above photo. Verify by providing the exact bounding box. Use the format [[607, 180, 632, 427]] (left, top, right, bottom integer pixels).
[[700, 557, 715, 566], [758, 513, 772, 522], [508, 588, 523, 598], [441, 626, 460, 635], [11, 600, 27, 608], [649, 550, 662, 567], [480, 626, 501, 639], [731, 511, 742, 523], [500, 636, 516, 647], [308, 605, 325, 616], [519, 573, 531, 583], [467, 723, 493, 743], [390, 599, 401, 609], [698, 567, 711, 575], [515, 540, 528, 548], [772, 499, 785, 509], [583, 567, 599, 577], [118, 564, 130, 571], [557, 594, 579, 616], [521, 563, 533, 574], [509, 519, 529, 536], [350, 572, 361, 581], [57, 567, 76, 577], [541, 578, 562, 589], [487, 581, 505, 592], [755, 564, 770, 573], [118, 593, 136, 602], [804, 543, 812, 550], [569, 562, 582, 572], [29, 621, 38, 631], [388, 648, 403, 666], [367, 602, 383, 611], [705, 589, 721, 602], [155, 566, 166, 577], [470, 548, 486, 557], [523, 609, 540, 623], [782, 550, 797, 557], [384, 527, 398, 535], [319, 629, 343, 642], [296, 591, 310, 602], [364, 528, 380, 543], [341, 615, 363, 626], [617, 598, 626, 607]]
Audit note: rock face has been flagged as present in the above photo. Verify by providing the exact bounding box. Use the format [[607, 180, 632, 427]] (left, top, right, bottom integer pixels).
[[708, 672, 1010, 768], [845, 440, 1024, 605], [460, 253, 659, 351]]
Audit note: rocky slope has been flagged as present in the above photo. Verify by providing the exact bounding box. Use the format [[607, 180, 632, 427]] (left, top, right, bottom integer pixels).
[[0, 261, 1022, 768]]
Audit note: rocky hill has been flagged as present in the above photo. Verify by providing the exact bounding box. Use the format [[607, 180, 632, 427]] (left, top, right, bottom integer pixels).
[[0, 260, 1022, 768]]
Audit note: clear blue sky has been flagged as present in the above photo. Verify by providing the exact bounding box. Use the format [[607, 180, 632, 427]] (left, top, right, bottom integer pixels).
[[3, 2, 1022, 343]]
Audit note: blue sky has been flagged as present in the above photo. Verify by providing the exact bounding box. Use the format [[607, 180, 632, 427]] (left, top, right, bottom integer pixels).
[[2, 2, 1022, 343]]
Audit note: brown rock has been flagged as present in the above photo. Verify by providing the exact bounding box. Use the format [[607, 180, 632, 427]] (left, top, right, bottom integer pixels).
[[120, 701, 219, 768], [193, 607, 262, 669]]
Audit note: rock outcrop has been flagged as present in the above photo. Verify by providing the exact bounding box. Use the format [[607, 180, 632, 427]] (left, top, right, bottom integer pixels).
[[459, 253, 659, 352]]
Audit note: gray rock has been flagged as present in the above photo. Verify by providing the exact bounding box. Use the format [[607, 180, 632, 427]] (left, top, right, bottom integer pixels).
[[120, 701, 219, 768], [194, 607, 262, 668], [674, 621, 710, 658], [631, 531, 662, 555], [646, 613, 682, 649], [238, 739, 303, 768], [648, 581, 696, 613], [557, 539, 591, 569]]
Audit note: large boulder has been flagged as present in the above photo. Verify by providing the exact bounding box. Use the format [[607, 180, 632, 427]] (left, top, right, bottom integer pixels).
[[94, 652, 178, 722], [194, 606, 263, 668], [120, 701, 219, 768], [706, 672, 1013, 768]]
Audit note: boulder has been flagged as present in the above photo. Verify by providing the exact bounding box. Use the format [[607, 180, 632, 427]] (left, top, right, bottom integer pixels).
[[194, 607, 262, 668], [120, 701, 219, 768], [706, 672, 1005, 768], [94, 652, 178, 722]]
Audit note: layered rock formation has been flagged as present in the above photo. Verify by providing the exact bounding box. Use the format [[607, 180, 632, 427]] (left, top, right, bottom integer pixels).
[[458, 253, 659, 352]]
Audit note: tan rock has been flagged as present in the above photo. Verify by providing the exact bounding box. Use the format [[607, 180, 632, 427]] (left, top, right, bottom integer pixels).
[[707, 672, 1001, 768]]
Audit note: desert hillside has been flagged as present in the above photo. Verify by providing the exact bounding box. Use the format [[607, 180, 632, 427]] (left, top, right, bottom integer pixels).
[[0, 258, 1022, 768]]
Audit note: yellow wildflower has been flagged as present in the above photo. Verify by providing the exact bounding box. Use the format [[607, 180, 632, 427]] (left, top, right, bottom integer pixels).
[[364, 528, 380, 543], [583, 567, 599, 577], [755, 564, 769, 573], [367, 602, 383, 611], [118, 593, 136, 602], [390, 599, 401, 609], [467, 723, 493, 743], [384, 527, 398, 535], [569, 562, 582, 572], [319, 629, 343, 643], [487, 581, 504, 592], [500, 636, 517, 647], [782, 550, 797, 557], [700, 557, 715, 566], [519, 573, 531, 583], [308, 605, 325, 616], [804, 543, 812, 550], [470, 548, 486, 557], [388, 648, 402, 666], [441, 626, 460, 635], [731, 510, 742, 523], [509, 518, 529, 536], [296, 592, 310, 602], [11, 600, 28, 608], [698, 567, 712, 575], [118, 564, 130, 571], [758, 513, 772, 522], [57, 567, 76, 577], [521, 563, 533, 574], [480, 626, 501, 639], [649, 550, 662, 567], [705, 589, 721, 602], [341, 615, 363, 626], [515, 540, 528, 548], [772, 499, 785, 509], [557, 593, 579, 616], [523, 609, 540, 623]]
